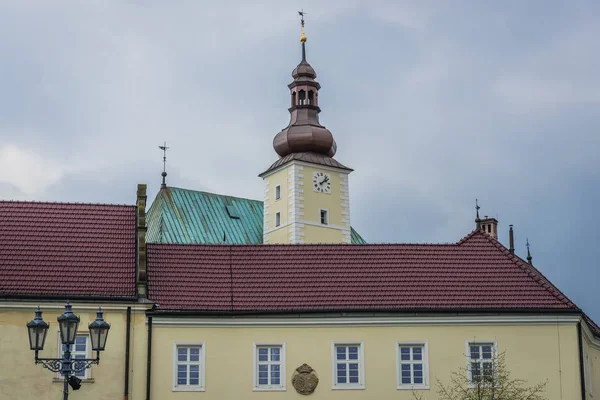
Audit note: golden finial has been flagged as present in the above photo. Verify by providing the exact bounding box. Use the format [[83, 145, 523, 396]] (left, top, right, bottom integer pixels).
[[298, 10, 307, 43]]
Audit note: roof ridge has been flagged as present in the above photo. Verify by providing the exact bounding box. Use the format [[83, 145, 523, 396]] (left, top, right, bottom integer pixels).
[[0, 200, 135, 208], [166, 186, 262, 203], [474, 230, 577, 309], [456, 229, 481, 245], [147, 242, 459, 249]]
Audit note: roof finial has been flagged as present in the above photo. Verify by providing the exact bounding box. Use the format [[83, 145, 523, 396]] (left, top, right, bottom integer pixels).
[[526, 237, 533, 265], [475, 199, 482, 230], [298, 10, 307, 60], [159, 142, 170, 189]]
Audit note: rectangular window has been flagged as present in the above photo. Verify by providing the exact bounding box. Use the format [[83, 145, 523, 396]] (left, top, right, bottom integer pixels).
[[467, 342, 496, 385], [332, 342, 364, 389], [320, 209, 328, 225], [173, 343, 205, 391], [275, 185, 281, 200], [254, 343, 286, 391], [397, 343, 429, 389], [275, 212, 281, 227], [59, 335, 89, 378]]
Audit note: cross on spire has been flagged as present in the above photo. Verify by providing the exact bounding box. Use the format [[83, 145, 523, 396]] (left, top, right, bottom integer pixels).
[[475, 199, 481, 230], [159, 142, 169, 189]]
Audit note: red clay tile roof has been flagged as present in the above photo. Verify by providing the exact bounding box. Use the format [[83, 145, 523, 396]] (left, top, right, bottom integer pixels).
[[0, 201, 137, 298], [147, 230, 578, 312]]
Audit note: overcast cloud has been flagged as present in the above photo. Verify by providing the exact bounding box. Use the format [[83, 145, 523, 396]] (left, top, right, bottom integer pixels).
[[1, 1, 598, 321]]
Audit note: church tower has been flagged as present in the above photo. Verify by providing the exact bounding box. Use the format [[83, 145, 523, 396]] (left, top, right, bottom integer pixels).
[[259, 16, 353, 244]]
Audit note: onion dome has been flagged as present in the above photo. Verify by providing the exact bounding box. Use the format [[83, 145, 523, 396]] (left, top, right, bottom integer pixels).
[[272, 25, 337, 158]]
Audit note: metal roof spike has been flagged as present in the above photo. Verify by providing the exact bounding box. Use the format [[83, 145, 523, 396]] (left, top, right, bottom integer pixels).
[[159, 142, 170, 189]]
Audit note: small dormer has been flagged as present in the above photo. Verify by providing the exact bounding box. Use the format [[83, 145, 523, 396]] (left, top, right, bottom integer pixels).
[[480, 216, 498, 239]]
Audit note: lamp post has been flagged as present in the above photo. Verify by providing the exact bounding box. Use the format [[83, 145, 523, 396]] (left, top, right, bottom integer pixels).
[[26, 301, 110, 400]]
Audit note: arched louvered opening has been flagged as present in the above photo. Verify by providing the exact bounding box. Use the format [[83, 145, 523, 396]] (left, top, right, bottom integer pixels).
[[298, 90, 306, 105]]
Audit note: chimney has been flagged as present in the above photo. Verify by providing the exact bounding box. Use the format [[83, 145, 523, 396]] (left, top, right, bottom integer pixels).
[[136, 184, 148, 298], [508, 225, 515, 255], [480, 216, 498, 239]]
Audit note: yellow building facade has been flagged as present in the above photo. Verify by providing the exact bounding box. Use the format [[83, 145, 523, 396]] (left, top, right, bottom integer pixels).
[[0, 302, 151, 400], [144, 315, 596, 400]]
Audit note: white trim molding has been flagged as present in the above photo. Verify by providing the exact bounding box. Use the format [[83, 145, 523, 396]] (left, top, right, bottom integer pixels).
[[252, 342, 286, 392], [172, 342, 206, 392], [261, 159, 350, 178], [581, 320, 600, 350], [396, 341, 430, 390], [151, 314, 582, 328], [331, 341, 365, 390]]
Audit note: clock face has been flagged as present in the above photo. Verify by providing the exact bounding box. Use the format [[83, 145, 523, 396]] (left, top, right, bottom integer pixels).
[[313, 171, 331, 194]]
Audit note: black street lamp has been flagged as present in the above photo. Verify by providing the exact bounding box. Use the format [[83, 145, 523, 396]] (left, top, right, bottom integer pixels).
[[26, 301, 111, 400]]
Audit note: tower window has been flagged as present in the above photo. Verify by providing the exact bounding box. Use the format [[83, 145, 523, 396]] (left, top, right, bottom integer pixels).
[[275, 212, 281, 227], [320, 209, 329, 225], [275, 185, 281, 201], [308, 90, 314, 105]]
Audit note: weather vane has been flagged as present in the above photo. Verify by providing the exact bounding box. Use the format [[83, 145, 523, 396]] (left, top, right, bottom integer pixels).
[[159, 142, 169, 188], [298, 10, 307, 44], [298, 9, 306, 26]]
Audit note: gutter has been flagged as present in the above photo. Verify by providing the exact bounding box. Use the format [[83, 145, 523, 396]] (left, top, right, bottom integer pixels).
[[124, 306, 131, 400], [577, 322, 587, 400], [146, 316, 153, 400], [0, 294, 138, 302]]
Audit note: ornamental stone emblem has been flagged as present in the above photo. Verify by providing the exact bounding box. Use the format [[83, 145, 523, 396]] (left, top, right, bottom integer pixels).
[[291, 363, 319, 395]]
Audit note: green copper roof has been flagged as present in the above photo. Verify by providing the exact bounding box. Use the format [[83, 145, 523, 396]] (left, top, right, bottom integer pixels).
[[146, 186, 366, 245]]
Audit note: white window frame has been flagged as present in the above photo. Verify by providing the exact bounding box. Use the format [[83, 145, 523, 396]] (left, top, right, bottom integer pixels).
[[465, 340, 498, 387], [275, 185, 281, 201], [253, 343, 286, 391], [331, 341, 365, 390], [396, 342, 429, 390], [57, 333, 91, 380], [172, 342, 206, 392], [584, 350, 593, 395], [275, 212, 281, 227], [319, 209, 329, 225]]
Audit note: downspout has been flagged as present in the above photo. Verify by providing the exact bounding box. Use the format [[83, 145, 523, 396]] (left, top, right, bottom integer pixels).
[[577, 322, 586, 400], [124, 306, 131, 400], [146, 316, 153, 400]]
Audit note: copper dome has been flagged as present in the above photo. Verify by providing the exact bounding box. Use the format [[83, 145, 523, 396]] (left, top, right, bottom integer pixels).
[[292, 59, 316, 80], [272, 38, 337, 159], [273, 122, 336, 158]]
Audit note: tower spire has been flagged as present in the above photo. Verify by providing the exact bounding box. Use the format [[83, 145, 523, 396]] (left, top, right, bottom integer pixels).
[[526, 238, 533, 265], [298, 10, 307, 60], [475, 199, 481, 230], [270, 13, 337, 159], [159, 142, 169, 189]]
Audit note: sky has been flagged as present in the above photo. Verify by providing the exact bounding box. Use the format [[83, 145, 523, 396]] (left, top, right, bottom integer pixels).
[[0, 1, 598, 322]]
